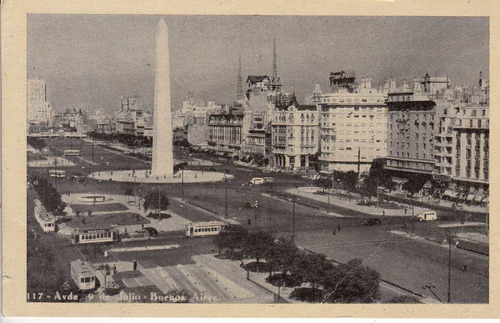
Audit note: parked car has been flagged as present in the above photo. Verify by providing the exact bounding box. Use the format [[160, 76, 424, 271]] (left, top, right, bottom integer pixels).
[[364, 218, 382, 226], [144, 227, 159, 236]]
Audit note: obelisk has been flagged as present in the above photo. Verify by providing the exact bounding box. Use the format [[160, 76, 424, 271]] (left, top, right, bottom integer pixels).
[[152, 18, 173, 177]]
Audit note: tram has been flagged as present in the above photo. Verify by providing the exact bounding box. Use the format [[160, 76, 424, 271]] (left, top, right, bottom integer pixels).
[[185, 221, 227, 237], [70, 227, 119, 245], [70, 259, 96, 291], [49, 169, 66, 178], [63, 149, 80, 156]]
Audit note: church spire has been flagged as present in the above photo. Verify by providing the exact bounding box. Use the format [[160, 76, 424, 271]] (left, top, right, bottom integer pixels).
[[272, 38, 278, 79], [236, 53, 244, 100]]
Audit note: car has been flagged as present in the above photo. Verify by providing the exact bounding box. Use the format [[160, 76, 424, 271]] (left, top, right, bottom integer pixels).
[[364, 218, 382, 226], [415, 210, 438, 221], [144, 227, 159, 236]]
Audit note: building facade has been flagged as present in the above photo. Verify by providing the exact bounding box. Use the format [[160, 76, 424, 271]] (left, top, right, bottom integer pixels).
[[207, 113, 244, 156], [27, 79, 53, 123], [386, 73, 489, 200], [271, 104, 319, 170], [317, 74, 388, 173]]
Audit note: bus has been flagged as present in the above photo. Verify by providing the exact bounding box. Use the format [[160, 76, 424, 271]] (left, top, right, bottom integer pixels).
[[63, 149, 80, 156], [71, 259, 96, 291], [185, 221, 227, 237], [49, 169, 66, 178], [70, 227, 119, 245]]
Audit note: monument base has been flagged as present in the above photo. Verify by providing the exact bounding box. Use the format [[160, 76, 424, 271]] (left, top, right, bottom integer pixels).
[[87, 169, 233, 184]]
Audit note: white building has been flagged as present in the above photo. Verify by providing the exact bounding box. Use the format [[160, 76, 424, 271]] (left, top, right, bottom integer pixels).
[[172, 98, 223, 129], [271, 103, 319, 170], [316, 75, 388, 173], [27, 79, 53, 123]]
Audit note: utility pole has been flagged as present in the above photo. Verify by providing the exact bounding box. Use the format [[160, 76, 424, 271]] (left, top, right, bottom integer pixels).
[[224, 173, 228, 219], [181, 168, 185, 198], [292, 192, 296, 243], [357, 146, 361, 177], [376, 175, 380, 208], [447, 233, 453, 303], [92, 141, 95, 164], [327, 188, 330, 214], [157, 187, 161, 220], [54, 150, 58, 190]]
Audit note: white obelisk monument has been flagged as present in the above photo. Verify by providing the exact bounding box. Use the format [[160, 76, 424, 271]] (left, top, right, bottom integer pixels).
[[152, 18, 174, 177]]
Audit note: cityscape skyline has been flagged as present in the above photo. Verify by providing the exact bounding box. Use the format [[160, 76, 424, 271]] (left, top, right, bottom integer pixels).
[[28, 15, 488, 113]]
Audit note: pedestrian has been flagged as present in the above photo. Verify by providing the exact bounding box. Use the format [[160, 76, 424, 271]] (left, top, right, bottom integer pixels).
[[383, 210, 385, 216], [405, 208, 407, 215], [104, 250, 108, 258], [133, 260, 137, 271], [463, 264, 468, 272], [333, 229, 336, 235], [337, 224, 341, 231]]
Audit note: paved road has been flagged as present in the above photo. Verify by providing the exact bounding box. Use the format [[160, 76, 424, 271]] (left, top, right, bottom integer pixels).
[[28, 138, 489, 303]]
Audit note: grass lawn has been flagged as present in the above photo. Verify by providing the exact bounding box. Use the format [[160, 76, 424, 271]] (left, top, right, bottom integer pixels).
[[66, 212, 150, 228], [70, 203, 129, 214]]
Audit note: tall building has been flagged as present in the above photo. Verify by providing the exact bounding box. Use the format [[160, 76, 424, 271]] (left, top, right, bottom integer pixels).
[[27, 79, 53, 123], [386, 73, 489, 200], [271, 101, 319, 170], [207, 112, 244, 156], [317, 72, 388, 173]]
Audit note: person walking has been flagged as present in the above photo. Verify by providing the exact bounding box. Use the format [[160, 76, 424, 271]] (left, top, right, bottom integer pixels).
[[133, 260, 137, 271]]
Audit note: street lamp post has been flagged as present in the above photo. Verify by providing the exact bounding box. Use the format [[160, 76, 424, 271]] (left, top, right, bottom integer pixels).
[[447, 233, 453, 303], [224, 173, 228, 219], [292, 192, 296, 243], [181, 168, 185, 198]]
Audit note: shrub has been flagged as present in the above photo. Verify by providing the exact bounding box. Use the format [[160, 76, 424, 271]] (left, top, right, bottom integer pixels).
[[266, 273, 302, 288], [289, 287, 325, 302]]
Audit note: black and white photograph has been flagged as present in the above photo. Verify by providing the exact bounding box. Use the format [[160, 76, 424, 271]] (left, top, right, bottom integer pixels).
[[23, 13, 489, 307]]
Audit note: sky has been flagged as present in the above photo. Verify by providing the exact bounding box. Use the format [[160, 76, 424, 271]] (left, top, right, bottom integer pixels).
[[27, 15, 489, 113]]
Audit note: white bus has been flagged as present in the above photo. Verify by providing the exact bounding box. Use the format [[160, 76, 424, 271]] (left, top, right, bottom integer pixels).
[[63, 149, 80, 156], [71, 227, 119, 245], [71, 260, 96, 291], [186, 221, 227, 237], [49, 169, 66, 178]]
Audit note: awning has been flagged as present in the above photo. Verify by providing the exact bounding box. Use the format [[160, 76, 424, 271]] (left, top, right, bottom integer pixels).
[[473, 195, 482, 203], [443, 189, 454, 198], [466, 194, 475, 202]]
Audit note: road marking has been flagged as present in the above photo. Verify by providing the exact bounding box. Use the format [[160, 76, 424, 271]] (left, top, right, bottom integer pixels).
[[110, 244, 180, 252]]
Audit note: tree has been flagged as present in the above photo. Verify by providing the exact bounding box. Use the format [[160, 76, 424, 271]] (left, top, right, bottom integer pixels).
[[322, 258, 381, 303], [143, 189, 170, 217], [264, 236, 299, 276], [213, 224, 248, 257], [343, 171, 359, 192], [31, 176, 66, 214], [124, 186, 134, 202], [290, 252, 334, 291], [241, 231, 274, 269], [402, 173, 431, 196], [385, 295, 422, 303], [315, 177, 332, 192]]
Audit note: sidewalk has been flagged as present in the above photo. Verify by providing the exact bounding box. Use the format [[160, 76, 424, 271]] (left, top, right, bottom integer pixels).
[[288, 187, 426, 217], [384, 192, 488, 214]]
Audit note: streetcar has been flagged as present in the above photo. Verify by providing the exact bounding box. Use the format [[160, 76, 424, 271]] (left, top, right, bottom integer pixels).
[[63, 149, 80, 156], [70, 227, 119, 245], [49, 169, 66, 178], [71, 259, 96, 291], [185, 221, 227, 237]]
